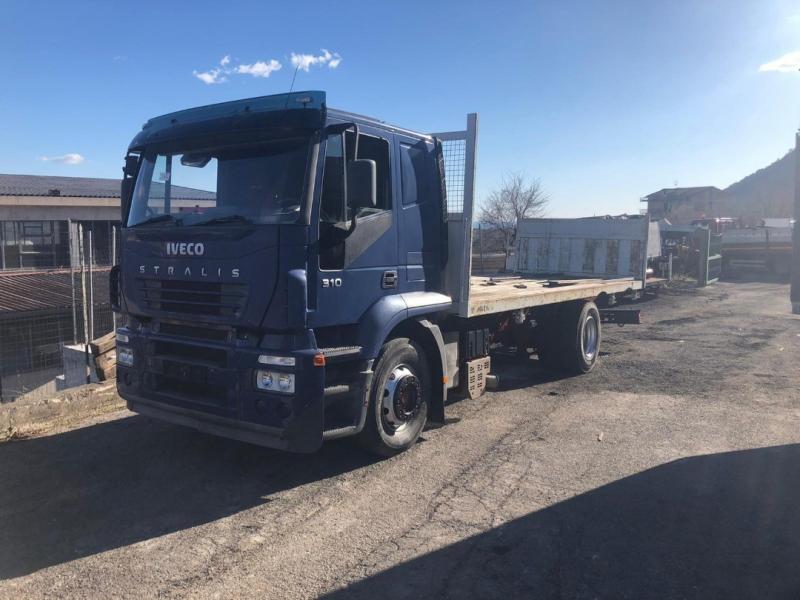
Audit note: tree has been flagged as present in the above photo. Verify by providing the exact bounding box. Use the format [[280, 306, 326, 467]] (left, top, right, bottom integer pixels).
[[479, 173, 548, 258]]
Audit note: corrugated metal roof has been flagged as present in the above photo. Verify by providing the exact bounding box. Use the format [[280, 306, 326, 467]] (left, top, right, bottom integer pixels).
[[0, 173, 216, 201], [0, 174, 122, 198], [0, 268, 110, 315]]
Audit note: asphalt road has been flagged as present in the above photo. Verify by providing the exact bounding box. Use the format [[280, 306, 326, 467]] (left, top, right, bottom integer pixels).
[[2, 280, 800, 599]]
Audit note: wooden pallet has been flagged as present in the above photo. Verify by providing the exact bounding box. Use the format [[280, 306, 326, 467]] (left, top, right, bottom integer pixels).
[[90, 331, 116, 381]]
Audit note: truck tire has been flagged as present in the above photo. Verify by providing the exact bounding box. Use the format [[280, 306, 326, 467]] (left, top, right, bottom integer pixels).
[[357, 338, 430, 457], [558, 301, 601, 374]]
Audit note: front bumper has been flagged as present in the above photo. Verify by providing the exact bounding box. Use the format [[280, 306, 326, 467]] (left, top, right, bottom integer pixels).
[[116, 326, 325, 453]]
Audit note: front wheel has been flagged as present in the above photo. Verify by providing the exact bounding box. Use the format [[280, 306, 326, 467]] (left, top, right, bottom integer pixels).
[[357, 338, 430, 457]]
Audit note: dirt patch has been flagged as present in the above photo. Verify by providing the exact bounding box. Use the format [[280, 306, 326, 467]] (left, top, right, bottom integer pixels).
[[0, 383, 125, 442]]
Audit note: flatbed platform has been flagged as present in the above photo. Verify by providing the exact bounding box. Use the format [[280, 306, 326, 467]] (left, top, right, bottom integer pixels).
[[468, 275, 643, 317]]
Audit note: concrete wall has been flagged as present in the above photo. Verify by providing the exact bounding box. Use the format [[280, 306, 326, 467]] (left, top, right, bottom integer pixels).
[[0, 196, 120, 221]]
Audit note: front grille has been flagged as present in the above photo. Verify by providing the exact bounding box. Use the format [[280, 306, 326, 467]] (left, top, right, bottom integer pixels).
[[150, 340, 227, 368], [158, 322, 231, 342], [137, 279, 247, 317]]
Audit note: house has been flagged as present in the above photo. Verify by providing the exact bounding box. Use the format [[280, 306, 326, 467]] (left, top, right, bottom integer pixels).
[[640, 187, 723, 225]]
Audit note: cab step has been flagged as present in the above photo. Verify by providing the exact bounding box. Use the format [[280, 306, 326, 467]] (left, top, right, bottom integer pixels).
[[319, 346, 362, 364]]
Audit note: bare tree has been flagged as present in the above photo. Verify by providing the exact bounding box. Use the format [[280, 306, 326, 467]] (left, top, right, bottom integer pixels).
[[479, 173, 548, 258]]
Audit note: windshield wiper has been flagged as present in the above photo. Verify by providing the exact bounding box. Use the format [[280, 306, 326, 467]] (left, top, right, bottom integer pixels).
[[193, 214, 254, 226], [135, 214, 182, 227]]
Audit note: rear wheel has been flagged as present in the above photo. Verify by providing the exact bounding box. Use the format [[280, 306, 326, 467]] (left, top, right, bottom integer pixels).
[[560, 301, 601, 374], [537, 301, 601, 374], [357, 338, 430, 457]]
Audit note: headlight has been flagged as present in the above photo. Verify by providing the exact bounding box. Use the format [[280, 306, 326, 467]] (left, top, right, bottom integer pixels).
[[256, 370, 295, 394], [116, 332, 130, 344], [118, 347, 134, 367], [258, 355, 296, 367]]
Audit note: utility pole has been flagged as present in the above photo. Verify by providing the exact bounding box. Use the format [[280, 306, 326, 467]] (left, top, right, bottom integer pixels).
[[792, 129, 800, 314]]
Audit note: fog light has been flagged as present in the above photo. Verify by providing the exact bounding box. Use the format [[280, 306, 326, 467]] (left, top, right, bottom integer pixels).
[[277, 374, 293, 391], [118, 346, 134, 367], [257, 371, 273, 390], [255, 370, 294, 394], [258, 355, 295, 367]]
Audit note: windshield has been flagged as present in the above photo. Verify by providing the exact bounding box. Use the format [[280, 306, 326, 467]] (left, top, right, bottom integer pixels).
[[127, 137, 311, 227]]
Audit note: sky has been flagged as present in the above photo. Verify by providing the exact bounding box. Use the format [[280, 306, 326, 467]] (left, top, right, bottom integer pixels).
[[0, 0, 798, 217]]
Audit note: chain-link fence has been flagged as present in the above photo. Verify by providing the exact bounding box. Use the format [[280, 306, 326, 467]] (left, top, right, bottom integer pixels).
[[0, 225, 118, 404]]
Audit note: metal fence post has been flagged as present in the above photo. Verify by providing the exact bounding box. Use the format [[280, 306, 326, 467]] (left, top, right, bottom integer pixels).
[[88, 229, 94, 342], [78, 225, 90, 384], [69, 219, 78, 344], [791, 130, 800, 314], [112, 225, 117, 332], [479, 222, 484, 274]]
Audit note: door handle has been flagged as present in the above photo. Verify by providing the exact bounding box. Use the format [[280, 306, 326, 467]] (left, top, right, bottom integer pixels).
[[382, 270, 398, 289]]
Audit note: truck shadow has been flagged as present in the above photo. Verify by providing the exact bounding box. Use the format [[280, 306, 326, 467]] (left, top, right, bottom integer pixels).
[[488, 353, 580, 389], [0, 415, 378, 580], [324, 443, 800, 599]]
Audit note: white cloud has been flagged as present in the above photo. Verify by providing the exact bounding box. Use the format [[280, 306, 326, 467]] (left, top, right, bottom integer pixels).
[[236, 59, 282, 78], [193, 68, 226, 84], [193, 50, 340, 84], [193, 55, 286, 83], [290, 49, 342, 72], [40, 153, 85, 165], [759, 50, 800, 72]]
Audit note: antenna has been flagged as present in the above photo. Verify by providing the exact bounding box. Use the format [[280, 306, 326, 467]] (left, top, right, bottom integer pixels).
[[284, 64, 301, 108]]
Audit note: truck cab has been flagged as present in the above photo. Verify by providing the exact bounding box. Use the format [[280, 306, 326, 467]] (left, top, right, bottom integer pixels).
[[114, 91, 463, 454]]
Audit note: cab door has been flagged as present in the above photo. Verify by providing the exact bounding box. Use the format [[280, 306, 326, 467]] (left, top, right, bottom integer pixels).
[[308, 126, 399, 328], [395, 134, 442, 293]]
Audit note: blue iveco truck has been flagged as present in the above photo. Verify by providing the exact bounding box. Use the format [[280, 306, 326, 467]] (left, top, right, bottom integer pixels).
[[113, 91, 643, 455]]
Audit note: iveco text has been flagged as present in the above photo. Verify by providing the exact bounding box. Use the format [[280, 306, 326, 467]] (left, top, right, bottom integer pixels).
[[165, 242, 205, 256]]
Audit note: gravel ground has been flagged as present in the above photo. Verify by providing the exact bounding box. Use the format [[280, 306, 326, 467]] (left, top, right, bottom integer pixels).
[[2, 280, 800, 599]]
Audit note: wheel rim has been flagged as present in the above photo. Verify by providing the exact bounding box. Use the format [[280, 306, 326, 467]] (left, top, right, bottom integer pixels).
[[381, 365, 422, 435], [582, 315, 599, 361]]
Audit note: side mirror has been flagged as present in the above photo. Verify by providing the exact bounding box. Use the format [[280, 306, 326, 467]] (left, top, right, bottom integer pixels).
[[347, 159, 376, 211], [121, 154, 139, 225], [120, 178, 133, 226], [123, 154, 139, 177]]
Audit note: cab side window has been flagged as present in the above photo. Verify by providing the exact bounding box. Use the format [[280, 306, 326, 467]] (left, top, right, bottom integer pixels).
[[320, 134, 345, 223], [319, 130, 392, 271], [345, 131, 391, 215]]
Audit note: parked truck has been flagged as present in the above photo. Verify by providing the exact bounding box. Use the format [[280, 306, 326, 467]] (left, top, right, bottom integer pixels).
[[112, 91, 642, 456]]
